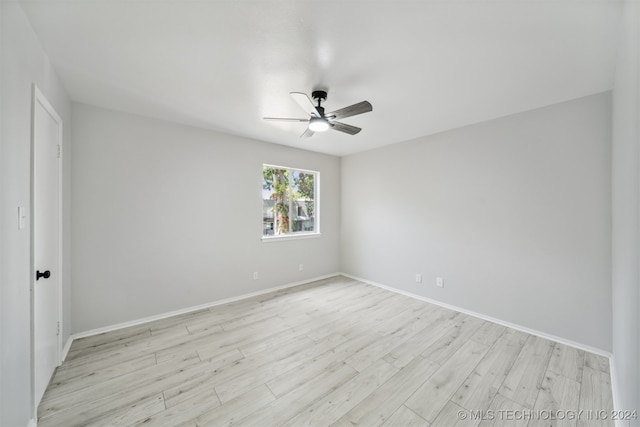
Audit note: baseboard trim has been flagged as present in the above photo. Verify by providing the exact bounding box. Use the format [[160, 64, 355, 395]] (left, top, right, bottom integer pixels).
[[340, 272, 612, 358], [65, 273, 339, 352], [608, 356, 627, 427], [61, 335, 73, 362], [65, 271, 612, 361]]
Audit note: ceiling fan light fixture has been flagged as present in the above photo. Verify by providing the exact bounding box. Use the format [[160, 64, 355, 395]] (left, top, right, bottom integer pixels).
[[308, 117, 330, 132], [264, 91, 372, 137]]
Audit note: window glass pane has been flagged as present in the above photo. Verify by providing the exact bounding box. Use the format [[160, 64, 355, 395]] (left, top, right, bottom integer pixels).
[[263, 165, 317, 238], [292, 170, 315, 233], [263, 167, 289, 236]]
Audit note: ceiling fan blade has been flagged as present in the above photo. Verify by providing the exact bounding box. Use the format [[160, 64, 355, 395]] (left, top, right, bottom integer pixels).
[[330, 121, 362, 135], [290, 92, 321, 117], [263, 117, 309, 122], [326, 101, 372, 120], [300, 127, 315, 138]]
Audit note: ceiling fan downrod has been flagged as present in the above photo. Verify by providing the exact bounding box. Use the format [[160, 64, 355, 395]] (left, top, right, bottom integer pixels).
[[312, 90, 327, 116]]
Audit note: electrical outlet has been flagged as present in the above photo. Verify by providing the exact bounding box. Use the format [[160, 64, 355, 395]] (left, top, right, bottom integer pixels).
[[415, 274, 422, 283], [436, 277, 444, 288], [299, 264, 304, 271], [253, 272, 259, 280]]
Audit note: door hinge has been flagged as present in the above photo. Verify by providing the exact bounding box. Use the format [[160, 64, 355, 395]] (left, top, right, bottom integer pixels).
[[57, 145, 62, 159], [57, 321, 60, 336]]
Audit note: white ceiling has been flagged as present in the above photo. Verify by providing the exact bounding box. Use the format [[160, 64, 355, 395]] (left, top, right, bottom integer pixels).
[[20, 0, 621, 156]]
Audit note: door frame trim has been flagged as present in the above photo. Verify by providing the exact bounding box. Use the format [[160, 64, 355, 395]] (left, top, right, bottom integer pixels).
[[30, 83, 64, 418]]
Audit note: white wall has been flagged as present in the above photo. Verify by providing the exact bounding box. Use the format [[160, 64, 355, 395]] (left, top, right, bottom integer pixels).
[[612, 1, 640, 421], [70, 104, 340, 333], [0, 2, 72, 426], [341, 92, 612, 352]]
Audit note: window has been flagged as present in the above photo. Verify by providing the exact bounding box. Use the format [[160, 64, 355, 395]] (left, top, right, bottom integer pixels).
[[262, 165, 319, 239]]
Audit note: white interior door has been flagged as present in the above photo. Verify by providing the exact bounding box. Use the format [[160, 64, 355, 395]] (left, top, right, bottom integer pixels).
[[32, 85, 62, 407]]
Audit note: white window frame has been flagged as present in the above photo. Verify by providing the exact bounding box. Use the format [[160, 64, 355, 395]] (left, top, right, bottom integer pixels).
[[261, 164, 320, 242]]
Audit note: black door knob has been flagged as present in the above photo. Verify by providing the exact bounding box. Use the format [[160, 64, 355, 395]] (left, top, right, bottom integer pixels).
[[36, 270, 51, 281]]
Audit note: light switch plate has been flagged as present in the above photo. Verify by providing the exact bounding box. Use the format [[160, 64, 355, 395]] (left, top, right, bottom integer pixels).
[[18, 207, 26, 230]]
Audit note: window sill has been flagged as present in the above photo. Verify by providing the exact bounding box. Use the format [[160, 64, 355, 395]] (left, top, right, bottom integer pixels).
[[261, 233, 321, 243]]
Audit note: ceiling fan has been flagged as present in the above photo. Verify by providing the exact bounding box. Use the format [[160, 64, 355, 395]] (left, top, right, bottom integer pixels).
[[264, 90, 372, 137]]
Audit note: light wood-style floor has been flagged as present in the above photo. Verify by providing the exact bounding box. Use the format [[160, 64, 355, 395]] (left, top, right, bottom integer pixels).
[[39, 276, 614, 426]]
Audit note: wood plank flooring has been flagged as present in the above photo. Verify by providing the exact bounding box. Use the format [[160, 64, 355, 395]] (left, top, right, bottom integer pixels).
[[39, 276, 614, 426]]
